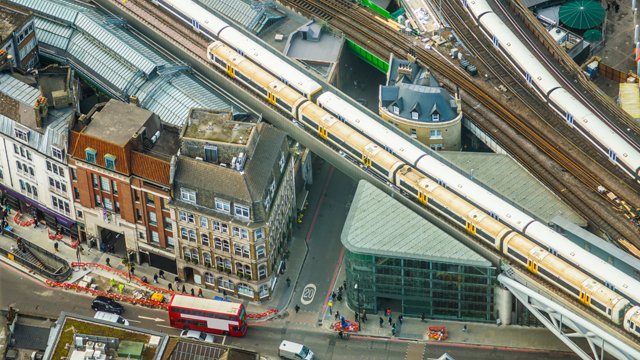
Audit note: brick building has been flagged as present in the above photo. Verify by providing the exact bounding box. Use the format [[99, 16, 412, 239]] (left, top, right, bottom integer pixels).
[[68, 100, 179, 273], [170, 109, 296, 301]]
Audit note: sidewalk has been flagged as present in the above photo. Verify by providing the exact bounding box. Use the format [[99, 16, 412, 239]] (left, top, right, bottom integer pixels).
[[0, 209, 309, 321]]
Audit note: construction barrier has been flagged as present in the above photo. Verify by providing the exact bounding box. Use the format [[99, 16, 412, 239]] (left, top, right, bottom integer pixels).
[[246, 308, 278, 319], [47, 228, 64, 241], [71, 262, 174, 296], [45, 279, 168, 309], [13, 211, 35, 227]]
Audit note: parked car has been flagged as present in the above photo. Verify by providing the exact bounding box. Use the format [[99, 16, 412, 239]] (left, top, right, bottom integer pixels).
[[91, 296, 124, 315], [94, 311, 129, 326], [179, 330, 215, 343]]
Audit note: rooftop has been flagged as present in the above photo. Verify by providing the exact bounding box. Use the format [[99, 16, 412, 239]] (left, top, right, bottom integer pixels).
[[198, 0, 285, 35], [162, 338, 259, 360], [85, 100, 153, 147], [184, 109, 254, 144], [438, 151, 586, 226], [0, 3, 30, 43], [341, 180, 492, 267]]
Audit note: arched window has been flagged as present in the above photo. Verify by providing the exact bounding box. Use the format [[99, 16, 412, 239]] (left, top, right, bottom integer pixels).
[[237, 283, 254, 297], [242, 246, 250, 258], [223, 240, 230, 252], [182, 246, 191, 260], [244, 265, 252, 277], [235, 262, 244, 275], [215, 256, 223, 268], [258, 264, 267, 280], [190, 249, 199, 264], [234, 244, 242, 256], [204, 272, 214, 284], [203, 252, 212, 267], [224, 259, 232, 269], [218, 277, 234, 291], [256, 245, 266, 259]]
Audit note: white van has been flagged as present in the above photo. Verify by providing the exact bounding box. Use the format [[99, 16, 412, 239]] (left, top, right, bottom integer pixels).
[[278, 340, 314, 360], [94, 311, 130, 326]]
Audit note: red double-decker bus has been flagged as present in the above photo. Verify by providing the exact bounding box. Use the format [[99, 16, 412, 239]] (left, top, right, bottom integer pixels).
[[168, 294, 247, 336]]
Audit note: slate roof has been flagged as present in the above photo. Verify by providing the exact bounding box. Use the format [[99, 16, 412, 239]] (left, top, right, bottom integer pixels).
[[380, 55, 458, 123], [438, 151, 586, 226], [172, 123, 288, 223], [8, 0, 244, 127], [197, 0, 285, 34], [341, 181, 491, 266]]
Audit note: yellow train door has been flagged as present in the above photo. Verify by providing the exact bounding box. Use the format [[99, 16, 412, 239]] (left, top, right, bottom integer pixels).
[[226, 65, 235, 78], [526, 259, 538, 274], [465, 222, 476, 235], [361, 155, 372, 168], [417, 192, 427, 205], [579, 292, 591, 305], [267, 92, 277, 105], [318, 126, 328, 139]]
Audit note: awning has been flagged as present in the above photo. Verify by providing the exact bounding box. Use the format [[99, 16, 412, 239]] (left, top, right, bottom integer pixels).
[[559, 0, 605, 30], [0, 184, 76, 229]]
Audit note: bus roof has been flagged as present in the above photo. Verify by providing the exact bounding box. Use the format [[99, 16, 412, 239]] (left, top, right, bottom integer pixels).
[[169, 294, 242, 315]]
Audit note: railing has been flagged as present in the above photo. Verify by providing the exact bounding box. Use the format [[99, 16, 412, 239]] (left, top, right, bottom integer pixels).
[[0, 231, 72, 281]]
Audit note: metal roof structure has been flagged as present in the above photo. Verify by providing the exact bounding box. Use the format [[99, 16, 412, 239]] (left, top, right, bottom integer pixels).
[[197, 0, 284, 35], [341, 181, 491, 267], [438, 151, 586, 227], [8, 0, 245, 127]]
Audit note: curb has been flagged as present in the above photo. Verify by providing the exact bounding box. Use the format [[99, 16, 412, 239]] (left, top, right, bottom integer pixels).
[[0, 253, 48, 283]]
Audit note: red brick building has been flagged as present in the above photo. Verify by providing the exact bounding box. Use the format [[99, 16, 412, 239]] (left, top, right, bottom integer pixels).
[[68, 100, 179, 273]]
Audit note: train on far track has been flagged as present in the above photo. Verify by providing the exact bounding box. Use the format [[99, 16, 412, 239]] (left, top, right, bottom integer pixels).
[[463, 0, 640, 180], [155, 0, 640, 338]]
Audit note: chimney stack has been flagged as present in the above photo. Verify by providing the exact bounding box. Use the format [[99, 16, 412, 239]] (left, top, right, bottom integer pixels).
[[33, 96, 48, 128]]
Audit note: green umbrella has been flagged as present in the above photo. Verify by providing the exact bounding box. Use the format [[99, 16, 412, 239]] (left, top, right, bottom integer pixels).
[[583, 28, 603, 42], [559, 0, 605, 30]]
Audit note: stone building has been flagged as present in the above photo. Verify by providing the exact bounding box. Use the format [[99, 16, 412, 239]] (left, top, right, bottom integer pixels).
[[68, 100, 179, 273], [379, 54, 462, 150], [170, 109, 296, 301], [0, 2, 38, 71]]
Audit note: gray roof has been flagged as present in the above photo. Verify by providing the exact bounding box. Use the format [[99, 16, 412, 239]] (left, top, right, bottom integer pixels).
[[173, 123, 288, 223], [438, 151, 587, 227], [341, 181, 491, 266], [9, 0, 244, 127], [197, 0, 284, 34]]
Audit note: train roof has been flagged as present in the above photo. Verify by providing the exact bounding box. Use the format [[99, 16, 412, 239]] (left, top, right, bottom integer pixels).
[[341, 181, 492, 267]]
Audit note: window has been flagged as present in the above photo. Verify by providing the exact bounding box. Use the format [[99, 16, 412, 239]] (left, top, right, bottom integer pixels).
[[104, 154, 116, 170], [215, 199, 230, 213], [115, 201, 120, 214], [214, 238, 223, 250], [240, 229, 249, 240], [179, 211, 188, 222], [234, 204, 250, 219], [203, 253, 212, 267], [242, 246, 250, 258], [112, 181, 118, 195], [183, 247, 191, 261], [411, 111, 419, 120], [180, 188, 196, 203], [136, 209, 142, 221], [429, 129, 442, 139], [181, 228, 189, 240], [134, 191, 140, 202], [410, 128, 417, 137], [222, 240, 230, 252], [232, 227, 240, 237], [279, 152, 286, 172], [213, 221, 221, 232], [258, 265, 267, 280], [148, 211, 157, 225], [432, 113, 440, 122], [205, 272, 214, 284], [204, 144, 218, 163], [85, 148, 97, 163], [244, 264, 251, 276], [392, 105, 399, 115], [14, 128, 29, 142], [51, 195, 70, 215], [255, 228, 264, 240], [256, 245, 266, 259], [73, 187, 80, 199], [103, 198, 113, 211], [146, 193, 155, 206], [52, 146, 64, 161], [187, 213, 195, 224], [151, 231, 160, 244], [91, 174, 98, 188], [430, 144, 443, 151], [188, 230, 196, 242], [100, 177, 111, 192], [221, 223, 228, 234], [201, 233, 210, 247], [164, 217, 172, 230], [167, 236, 175, 248], [95, 195, 101, 206], [71, 168, 77, 180], [200, 216, 208, 228], [235, 244, 242, 256]]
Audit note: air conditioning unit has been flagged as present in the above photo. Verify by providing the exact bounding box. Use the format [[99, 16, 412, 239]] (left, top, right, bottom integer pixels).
[[84, 349, 94, 360], [153, 130, 160, 142], [85, 341, 95, 350], [93, 343, 105, 353]]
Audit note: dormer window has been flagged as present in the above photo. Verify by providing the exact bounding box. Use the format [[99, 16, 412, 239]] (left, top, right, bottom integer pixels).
[[14, 128, 29, 142], [432, 113, 440, 122], [85, 148, 97, 164], [411, 111, 419, 120], [392, 105, 400, 115], [180, 188, 196, 204], [104, 154, 116, 170], [52, 146, 64, 162]]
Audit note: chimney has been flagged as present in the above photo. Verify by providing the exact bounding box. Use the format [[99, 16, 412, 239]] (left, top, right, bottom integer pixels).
[[396, 63, 412, 83], [0, 49, 12, 73], [33, 96, 48, 128], [129, 95, 139, 106]]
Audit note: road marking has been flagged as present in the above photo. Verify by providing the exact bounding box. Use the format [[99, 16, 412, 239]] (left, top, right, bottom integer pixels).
[[301, 284, 316, 305], [156, 325, 175, 329], [128, 319, 142, 323], [138, 315, 165, 322]]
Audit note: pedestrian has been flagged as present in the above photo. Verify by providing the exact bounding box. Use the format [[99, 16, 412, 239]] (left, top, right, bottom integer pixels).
[[106, 257, 111, 267], [362, 310, 367, 323], [191, 288, 195, 296], [130, 266, 135, 276], [159, 269, 165, 279], [421, 313, 425, 322], [355, 312, 359, 322], [335, 311, 340, 321], [118, 283, 125, 294], [223, 289, 227, 297], [379, 317, 384, 327], [391, 327, 396, 336], [174, 278, 179, 289], [198, 288, 203, 297], [168, 283, 173, 291], [337, 293, 342, 302], [388, 316, 392, 325], [286, 277, 291, 288], [398, 315, 403, 325], [53, 242, 59, 252], [463, 324, 468, 333], [338, 285, 343, 293], [110, 278, 117, 288], [331, 291, 336, 301], [328, 300, 333, 315], [343, 280, 347, 289], [153, 273, 159, 284], [182, 284, 187, 294], [386, 307, 391, 317], [295, 304, 300, 313]]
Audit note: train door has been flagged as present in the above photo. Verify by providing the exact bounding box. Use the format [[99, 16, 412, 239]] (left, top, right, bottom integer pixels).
[[267, 93, 277, 105], [226, 65, 235, 78], [417, 192, 427, 205], [318, 126, 328, 140], [526, 259, 538, 274], [465, 222, 476, 235], [579, 291, 591, 305], [361, 155, 372, 168]]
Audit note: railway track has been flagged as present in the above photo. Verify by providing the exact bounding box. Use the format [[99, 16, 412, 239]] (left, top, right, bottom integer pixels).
[[279, 0, 640, 247]]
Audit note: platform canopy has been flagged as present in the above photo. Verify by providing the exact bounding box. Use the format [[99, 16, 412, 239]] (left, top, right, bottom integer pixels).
[[559, 0, 605, 29]]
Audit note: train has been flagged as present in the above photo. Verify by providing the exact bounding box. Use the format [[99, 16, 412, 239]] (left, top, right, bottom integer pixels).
[[155, 0, 640, 336], [462, 0, 640, 180]]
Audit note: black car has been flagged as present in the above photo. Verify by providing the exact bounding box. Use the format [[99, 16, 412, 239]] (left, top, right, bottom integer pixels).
[[91, 296, 124, 315]]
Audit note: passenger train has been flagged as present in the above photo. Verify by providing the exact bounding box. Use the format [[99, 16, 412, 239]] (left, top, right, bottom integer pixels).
[[462, 0, 640, 180], [155, 0, 640, 336]]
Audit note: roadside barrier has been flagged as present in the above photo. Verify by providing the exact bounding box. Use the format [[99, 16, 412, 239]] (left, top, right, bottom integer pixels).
[[45, 279, 168, 309], [71, 262, 174, 295], [246, 308, 278, 319], [13, 211, 35, 227]]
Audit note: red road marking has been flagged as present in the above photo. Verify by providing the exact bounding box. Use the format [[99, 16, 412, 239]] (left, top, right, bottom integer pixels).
[[305, 166, 334, 243], [322, 247, 344, 312]]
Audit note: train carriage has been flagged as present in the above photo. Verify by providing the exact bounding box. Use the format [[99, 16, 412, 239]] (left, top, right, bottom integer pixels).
[[624, 306, 640, 335], [154, 0, 228, 39], [208, 42, 305, 116]]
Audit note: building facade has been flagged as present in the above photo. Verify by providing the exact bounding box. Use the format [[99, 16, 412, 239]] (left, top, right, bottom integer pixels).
[[0, 66, 78, 236], [0, 2, 38, 71], [170, 109, 296, 302], [379, 54, 462, 151], [343, 181, 496, 322], [68, 100, 179, 273]]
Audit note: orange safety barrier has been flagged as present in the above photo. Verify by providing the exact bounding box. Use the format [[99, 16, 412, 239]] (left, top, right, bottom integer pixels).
[[71, 262, 176, 295], [45, 279, 168, 309], [47, 228, 64, 241], [246, 308, 278, 319], [13, 211, 35, 227]]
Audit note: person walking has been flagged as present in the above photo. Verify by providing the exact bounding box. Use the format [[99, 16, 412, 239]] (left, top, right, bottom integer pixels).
[[197, 288, 203, 297], [362, 310, 367, 323], [421, 313, 425, 322], [174, 278, 179, 290], [153, 273, 159, 284], [331, 292, 336, 301], [53, 242, 59, 252], [168, 283, 173, 291], [398, 315, 403, 325], [294, 304, 300, 313], [379, 317, 384, 327], [130, 266, 135, 276], [334, 311, 340, 321], [181, 285, 187, 294], [386, 307, 391, 317], [286, 277, 291, 288], [158, 269, 165, 279], [388, 316, 392, 326], [327, 300, 333, 315], [190, 288, 195, 296], [462, 324, 468, 333]]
